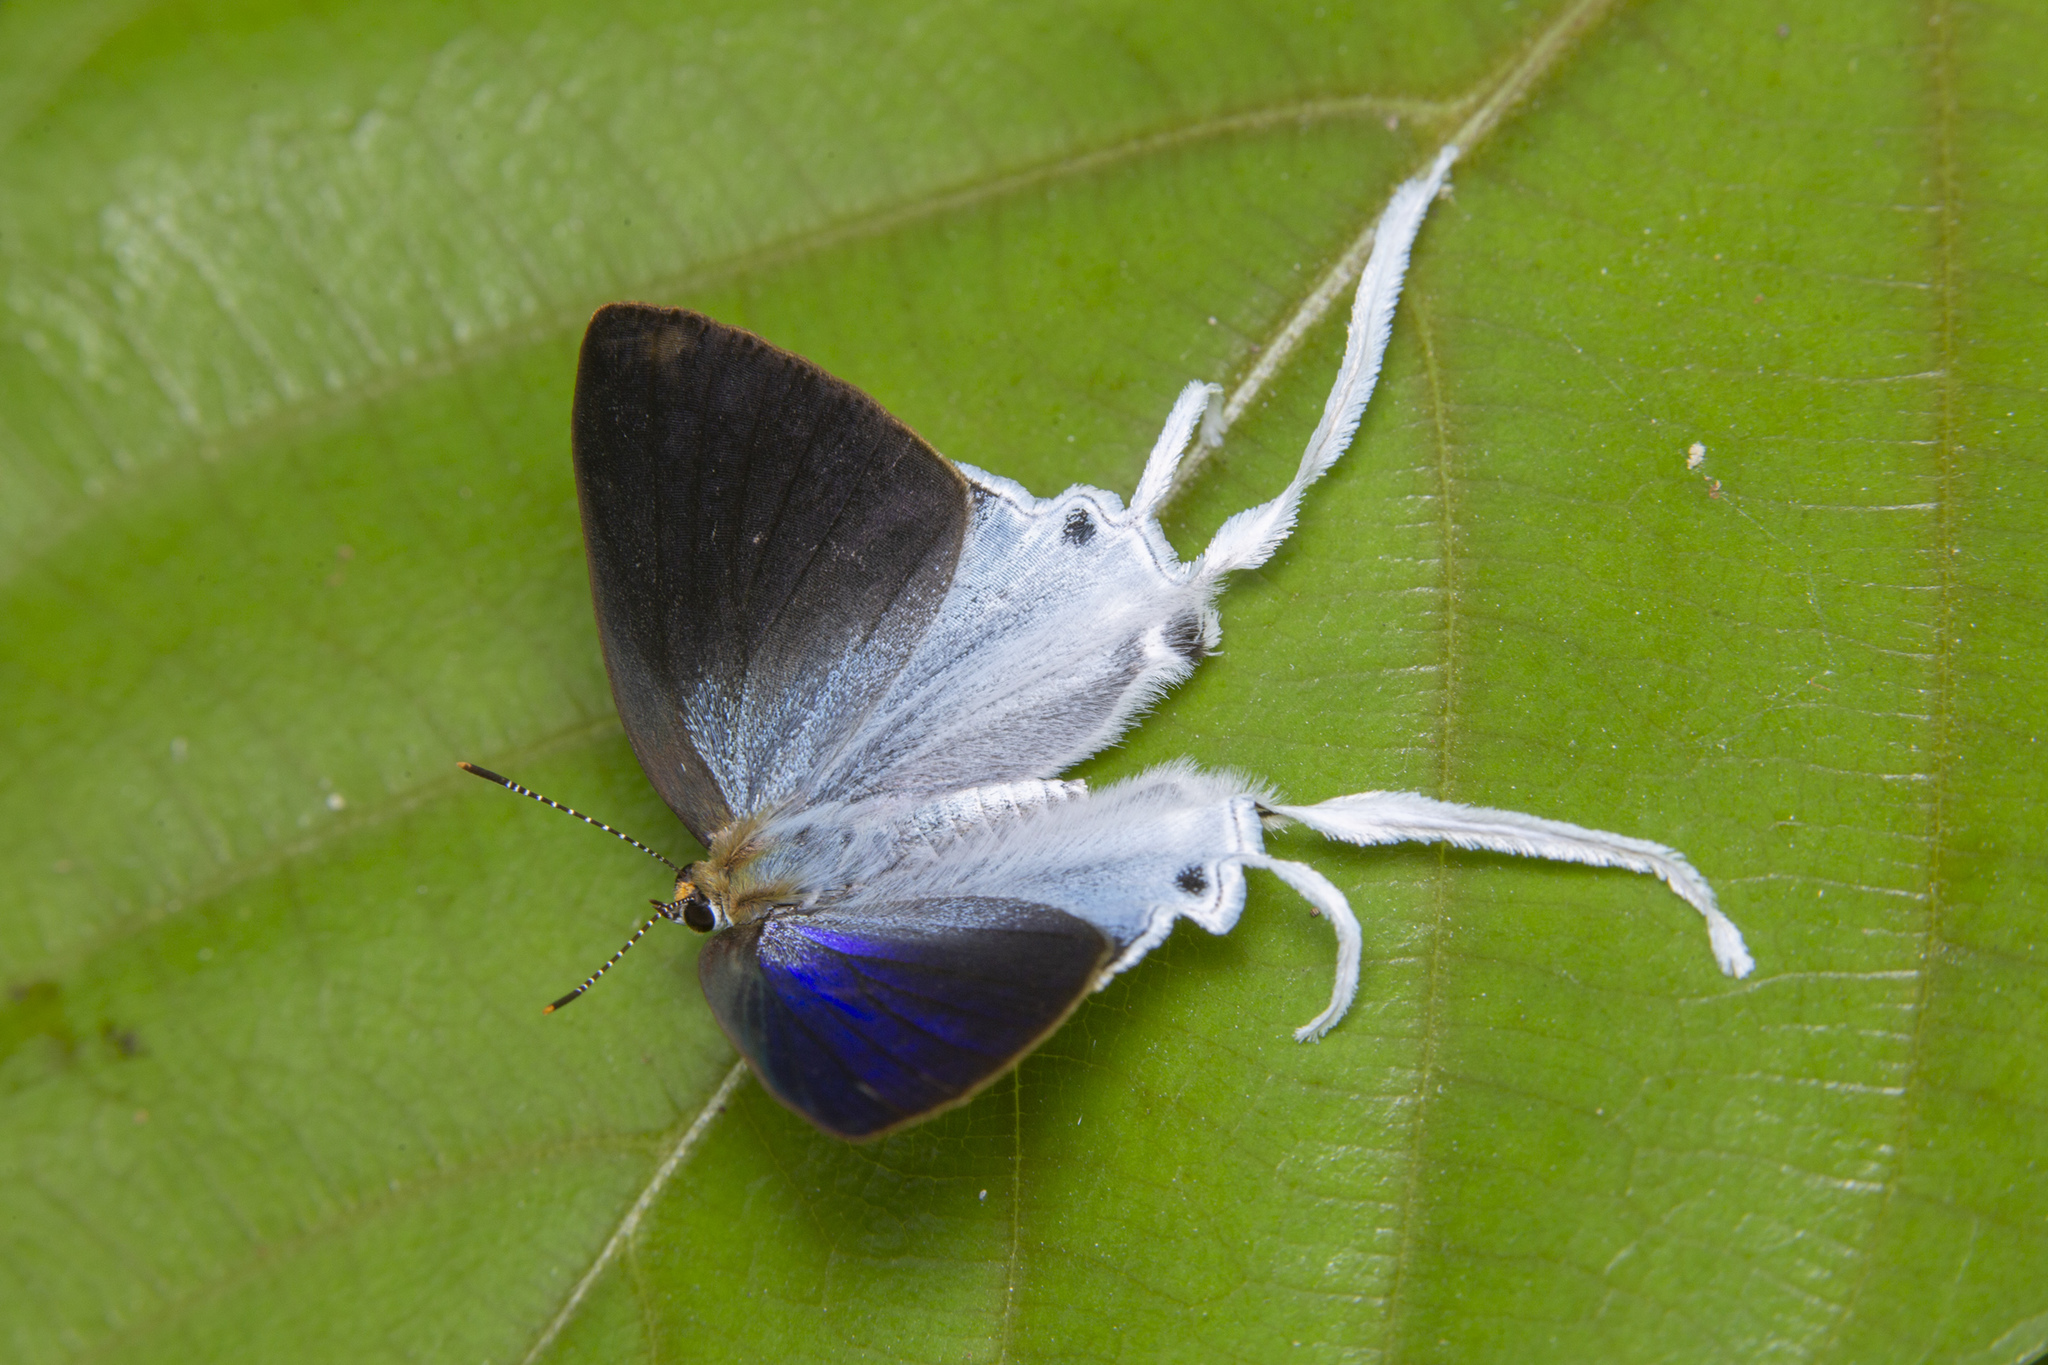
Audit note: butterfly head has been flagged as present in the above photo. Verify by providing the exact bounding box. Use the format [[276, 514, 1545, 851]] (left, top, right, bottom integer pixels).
[[668, 873, 723, 933]]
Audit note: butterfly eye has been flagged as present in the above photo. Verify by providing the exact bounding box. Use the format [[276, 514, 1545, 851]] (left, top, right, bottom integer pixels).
[[680, 891, 717, 933]]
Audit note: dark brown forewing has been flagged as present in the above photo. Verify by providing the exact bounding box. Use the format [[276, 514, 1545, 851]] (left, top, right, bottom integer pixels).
[[699, 898, 1112, 1141], [573, 305, 970, 841]]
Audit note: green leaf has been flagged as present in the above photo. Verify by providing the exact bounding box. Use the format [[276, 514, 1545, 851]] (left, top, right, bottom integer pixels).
[[3, 0, 2043, 1360]]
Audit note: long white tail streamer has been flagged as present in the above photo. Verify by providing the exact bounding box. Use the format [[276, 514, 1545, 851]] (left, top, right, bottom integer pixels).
[[1273, 790, 1756, 982], [1196, 144, 1460, 578]]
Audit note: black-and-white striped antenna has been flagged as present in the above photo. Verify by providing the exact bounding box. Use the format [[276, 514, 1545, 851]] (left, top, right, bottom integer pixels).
[[458, 761, 692, 1013], [458, 761, 680, 871], [543, 899, 684, 1013]]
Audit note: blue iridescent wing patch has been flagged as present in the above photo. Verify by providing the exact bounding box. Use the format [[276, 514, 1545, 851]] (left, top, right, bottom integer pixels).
[[698, 898, 1112, 1140]]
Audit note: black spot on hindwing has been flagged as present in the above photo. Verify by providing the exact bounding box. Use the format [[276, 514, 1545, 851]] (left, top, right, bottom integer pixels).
[[1165, 613, 1207, 664], [1063, 508, 1095, 545], [1176, 865, 1208, 895]]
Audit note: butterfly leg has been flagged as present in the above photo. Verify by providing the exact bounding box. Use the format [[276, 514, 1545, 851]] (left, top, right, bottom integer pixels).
[[1249, 856, 1363, 1043], [1268, 792, 1755, 979]]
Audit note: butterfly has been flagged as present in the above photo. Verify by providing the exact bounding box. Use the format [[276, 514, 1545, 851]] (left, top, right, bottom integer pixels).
[[466, 148, 1753, 1141]]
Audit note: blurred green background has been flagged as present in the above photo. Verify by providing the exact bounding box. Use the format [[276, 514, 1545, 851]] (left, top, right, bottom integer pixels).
[[2, 0, 2044, 1360]]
